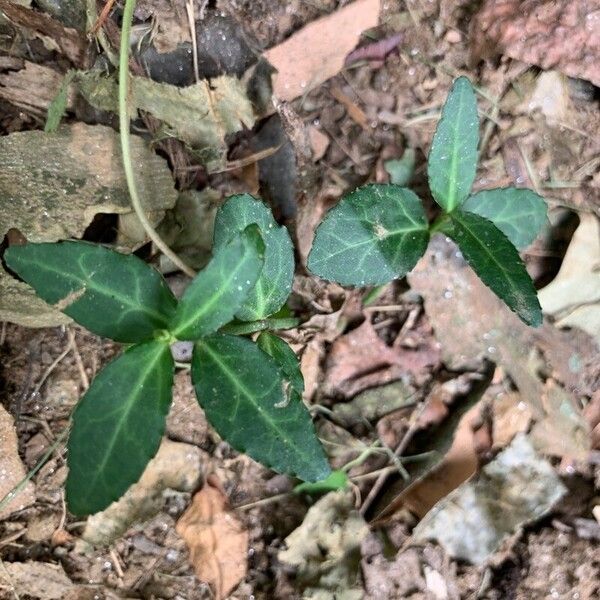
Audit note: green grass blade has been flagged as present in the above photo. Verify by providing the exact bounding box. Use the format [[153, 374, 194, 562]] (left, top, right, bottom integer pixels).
[[427, 77, 479, 212], [308, 184, 429, 286], [462, 188, 547, 249], [66, 341, 174, 516], [4, 241, 177, 343], [171, 226, 264, 340], [213, 194, 294, 321], [440, 211, 542, 326], [192, 335, 330, 482]]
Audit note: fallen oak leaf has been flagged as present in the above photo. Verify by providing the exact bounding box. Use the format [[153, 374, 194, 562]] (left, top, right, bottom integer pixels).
[[263, 0, 380, 102], [176, 478, 249, 599]]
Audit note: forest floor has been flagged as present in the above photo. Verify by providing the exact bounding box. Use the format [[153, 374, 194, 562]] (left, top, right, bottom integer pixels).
[[0, 0, 599, 598]]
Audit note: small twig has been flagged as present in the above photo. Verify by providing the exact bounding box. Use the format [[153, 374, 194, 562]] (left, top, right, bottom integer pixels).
[[185, 0, 200, 83], [118, 0, 196, 278], [207, 145, 283, 173], [67, 329, 89, 390], [58, 489, 67, 531], [29, 338, 73, 401], [85, 0, 118, 65], [88, 0, 117, 37], [109, 547, 125, 579], [0, 530, 26, 549], [359, 401, 428, 516]]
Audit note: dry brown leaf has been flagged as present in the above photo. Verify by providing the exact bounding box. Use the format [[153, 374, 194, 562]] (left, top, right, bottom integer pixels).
[[324, 318, 440, 398], [374, 373, 491, 521], [471, 0, 600, 86], [0, 403, 35, 519], [538, 215, 600, 346], [176, 480, 248, 600], [401, 403, 481, 519], [412, 434, 568, 564], [264, 0, 380, 101]]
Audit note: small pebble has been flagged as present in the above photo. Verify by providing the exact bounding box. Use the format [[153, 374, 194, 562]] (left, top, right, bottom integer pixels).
[[445, 30, 462, 44]]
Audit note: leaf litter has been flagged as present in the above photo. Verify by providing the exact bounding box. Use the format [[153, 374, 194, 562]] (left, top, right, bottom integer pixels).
[[176, 478, 249, 600], [1, 0, 599, 597]]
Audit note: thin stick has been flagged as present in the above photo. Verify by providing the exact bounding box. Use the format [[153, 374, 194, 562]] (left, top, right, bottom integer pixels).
[[29, 341, 72, 401], [118, 0, 196, 278], [88, 0, 117, 37], [359, 401, 428, 516], [67, 329, 89, 390], [185, 0, 200, 83]]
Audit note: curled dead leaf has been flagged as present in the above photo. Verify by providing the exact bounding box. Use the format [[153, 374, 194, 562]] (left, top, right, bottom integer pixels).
[[176, 480, 249, 599]]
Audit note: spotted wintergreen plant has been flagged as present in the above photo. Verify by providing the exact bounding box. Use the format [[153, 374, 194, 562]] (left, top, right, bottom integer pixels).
[[5, 194, 330, 516], [308, 77, 547, 326]]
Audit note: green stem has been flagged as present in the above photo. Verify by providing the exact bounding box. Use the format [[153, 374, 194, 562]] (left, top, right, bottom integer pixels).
[[118, 0, 196, 278]]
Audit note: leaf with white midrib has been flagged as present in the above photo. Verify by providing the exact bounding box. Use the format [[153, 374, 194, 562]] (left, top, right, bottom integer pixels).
[[4, 241, 177, 343], [170, 226, 264, 340], [308, 184, 429, 286], [66, 341, 174, 516], [192, 335, 330, 482], [427, 76, 479, 212], [440, 210, 542, 326]]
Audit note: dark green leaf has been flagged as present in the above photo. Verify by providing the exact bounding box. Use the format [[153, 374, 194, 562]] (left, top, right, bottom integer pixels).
[[294, 470, 349, 495], [427, 77, 479, 212], [257, 331, 304, 395], [213, 194, 294, 320], [170, 226, 264, 340], [439, 211, 542, 326], [66, 341, 174, 516], [192, 335, 330, 482], [308, 184, 429, 286], [4, 241, 177, 343], [462, 188, 547, 249]]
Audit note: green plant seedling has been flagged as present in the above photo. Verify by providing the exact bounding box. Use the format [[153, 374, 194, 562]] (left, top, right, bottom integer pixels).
[[5, 194, 330, 516], [308, 77, 547, 326]]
